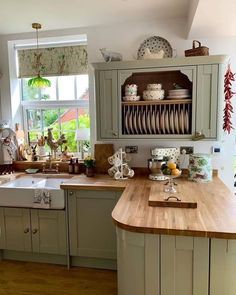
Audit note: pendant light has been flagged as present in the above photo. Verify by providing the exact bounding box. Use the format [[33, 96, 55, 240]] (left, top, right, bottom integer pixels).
[[28, 23, 51, 88]]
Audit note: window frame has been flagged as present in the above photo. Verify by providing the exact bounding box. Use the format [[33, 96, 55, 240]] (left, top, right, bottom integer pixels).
[[21, 75, 90, 153]]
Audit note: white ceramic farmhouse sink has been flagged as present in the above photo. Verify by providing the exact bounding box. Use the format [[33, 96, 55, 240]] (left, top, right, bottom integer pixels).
[[0, 176, 71, 209]]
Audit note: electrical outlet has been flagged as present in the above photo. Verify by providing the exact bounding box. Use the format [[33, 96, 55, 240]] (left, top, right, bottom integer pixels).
[[125, 146, 138, 153], [180, 146, 194, 154]]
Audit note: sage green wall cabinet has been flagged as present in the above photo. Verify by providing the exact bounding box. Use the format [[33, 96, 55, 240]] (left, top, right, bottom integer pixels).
[[0, 208, 66, 255], [68, 190, 121, 261], [93, 55, 227, 141]]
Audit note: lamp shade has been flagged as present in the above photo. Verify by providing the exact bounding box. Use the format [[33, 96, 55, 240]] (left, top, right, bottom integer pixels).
[[75, 128, 90, 141]]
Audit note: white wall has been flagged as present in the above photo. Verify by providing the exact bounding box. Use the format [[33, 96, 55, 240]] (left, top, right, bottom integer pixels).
[[0, 18, 235, 190]]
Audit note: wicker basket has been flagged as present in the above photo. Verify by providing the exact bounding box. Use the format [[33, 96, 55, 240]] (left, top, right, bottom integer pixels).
[[185, 40, 209, 57]]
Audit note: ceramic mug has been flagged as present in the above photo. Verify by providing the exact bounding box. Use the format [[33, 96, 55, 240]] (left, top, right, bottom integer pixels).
[[108, 166, 118, 176], [125, 84, 138, 96]]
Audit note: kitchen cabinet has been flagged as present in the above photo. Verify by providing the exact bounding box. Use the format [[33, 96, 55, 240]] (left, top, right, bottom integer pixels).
[[210, 238, 236, 295], [0, 208, 66, 255], [93, 55, 227, 141], [116, 228, 209, 295], [160, 235, 209, 295], [68, 189, 121, 262]]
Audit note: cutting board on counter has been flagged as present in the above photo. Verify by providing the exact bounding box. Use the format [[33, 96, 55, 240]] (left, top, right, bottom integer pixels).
[[149, 181, 197, 208], [94, 144, 114, 174]]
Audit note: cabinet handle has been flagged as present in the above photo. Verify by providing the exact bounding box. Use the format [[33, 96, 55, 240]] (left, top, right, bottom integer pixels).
[[32, 229, 38, 234], [69, 191, 74, 196], [24, 228, 30, 234], [112, 131, 118, 136], [192, 132, 205, 141]]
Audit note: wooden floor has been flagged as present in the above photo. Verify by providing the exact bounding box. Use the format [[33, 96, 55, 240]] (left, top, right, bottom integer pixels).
[[0, 260, 117, 295]]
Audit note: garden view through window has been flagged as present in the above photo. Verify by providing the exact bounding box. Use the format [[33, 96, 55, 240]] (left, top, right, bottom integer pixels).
[[21, 74, 90, 154]]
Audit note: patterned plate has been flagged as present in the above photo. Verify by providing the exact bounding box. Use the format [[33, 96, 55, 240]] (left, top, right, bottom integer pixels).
[[137, 36, 173, 60]]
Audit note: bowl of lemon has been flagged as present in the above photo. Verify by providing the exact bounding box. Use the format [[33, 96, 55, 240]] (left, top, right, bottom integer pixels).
[[161, 161, 181, 177]]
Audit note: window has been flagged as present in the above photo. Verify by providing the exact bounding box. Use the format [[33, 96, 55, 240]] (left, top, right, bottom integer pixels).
[[21, 74, 89, 153]]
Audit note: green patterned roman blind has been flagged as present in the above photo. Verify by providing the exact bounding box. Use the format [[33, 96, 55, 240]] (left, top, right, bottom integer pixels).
[[17, 45, 88, 78]]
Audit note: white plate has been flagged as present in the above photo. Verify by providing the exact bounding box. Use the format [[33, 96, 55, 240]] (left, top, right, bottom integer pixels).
[[170, 110, 175, 134], [174, 110, 179, 134], [133, 110, 138, 134], [146, 109, 152, 134], [125, 109, 129, 134], [156, 110, 161, 134], [142, 110, 147, 134], [166, 95, 191, 99], [161, 111, 165, 134], [138, 111, 142, 134], [137, 36, 173, 59], [165, 110, 170, 134], [185, 109, 189, 133], [179, 109, 185, 134], [129, 109, 134, 134], [151, 111, 156, 133]]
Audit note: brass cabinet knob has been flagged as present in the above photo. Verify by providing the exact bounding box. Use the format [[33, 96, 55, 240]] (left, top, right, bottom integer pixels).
[[32, 229, 38, 234], [112, 131, 118, 136], [69, 191, 74, 196], [24, 228, 30, 234]]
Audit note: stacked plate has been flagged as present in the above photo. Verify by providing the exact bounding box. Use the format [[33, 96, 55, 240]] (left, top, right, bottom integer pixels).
[[122, 105, 191, 135], [167, 89, 190, 99]]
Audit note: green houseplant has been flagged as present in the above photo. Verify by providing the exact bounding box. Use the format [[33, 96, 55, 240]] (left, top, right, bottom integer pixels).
[[84, 156, 95, 177]]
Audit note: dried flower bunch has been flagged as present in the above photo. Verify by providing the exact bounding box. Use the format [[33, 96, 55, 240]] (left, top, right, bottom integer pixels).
[[84, 156, 95, 168], [223, 64, 235, 134]]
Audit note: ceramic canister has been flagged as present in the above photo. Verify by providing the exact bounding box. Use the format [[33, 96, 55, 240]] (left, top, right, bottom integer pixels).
[[188, 153, 212, 182], [125, 84, 138, 96]]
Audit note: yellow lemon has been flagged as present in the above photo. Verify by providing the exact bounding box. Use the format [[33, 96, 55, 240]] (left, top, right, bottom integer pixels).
[[171, 168, 180, 176], [167, 162, 176, 170]]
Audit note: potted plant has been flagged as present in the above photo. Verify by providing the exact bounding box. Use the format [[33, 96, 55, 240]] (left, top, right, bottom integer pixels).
[[84, 156, 95, 177]]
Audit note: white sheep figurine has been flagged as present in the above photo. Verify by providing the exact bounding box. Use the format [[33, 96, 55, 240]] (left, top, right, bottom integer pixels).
[[100, 48, 123, 62]]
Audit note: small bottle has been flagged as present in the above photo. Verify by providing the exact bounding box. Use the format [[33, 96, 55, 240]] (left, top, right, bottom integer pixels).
[[74, 158, 79, 174], [68, 158, 74, 174]]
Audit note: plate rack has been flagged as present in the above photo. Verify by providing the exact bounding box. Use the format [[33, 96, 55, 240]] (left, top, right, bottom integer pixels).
[[122, 99, 192, 135]]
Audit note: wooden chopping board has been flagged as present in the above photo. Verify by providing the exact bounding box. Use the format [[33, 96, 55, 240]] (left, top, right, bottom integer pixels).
[[94, 144, 114, 174], [149, 180, 197, 208]]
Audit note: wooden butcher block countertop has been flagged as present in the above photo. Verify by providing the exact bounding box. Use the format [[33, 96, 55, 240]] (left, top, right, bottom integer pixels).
[[61, 174, 236, 239]]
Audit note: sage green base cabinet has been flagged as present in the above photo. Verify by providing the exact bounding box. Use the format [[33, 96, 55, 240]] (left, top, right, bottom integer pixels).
[[210, 239, 236, 295], [117, 228, 236, 295], [0, 208, 66, 255], [93, 55, 227, 140], [68, 190, 121, 269]]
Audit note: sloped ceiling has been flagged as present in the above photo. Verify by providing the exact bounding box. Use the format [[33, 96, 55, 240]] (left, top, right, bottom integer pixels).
[[0, 0, 234, 38]]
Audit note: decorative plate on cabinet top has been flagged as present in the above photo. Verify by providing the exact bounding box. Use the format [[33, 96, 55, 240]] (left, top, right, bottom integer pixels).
[[137, 36, 173, 60]]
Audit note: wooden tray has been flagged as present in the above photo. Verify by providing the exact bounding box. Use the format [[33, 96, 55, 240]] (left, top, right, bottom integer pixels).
[[149, 181, 197, 208]]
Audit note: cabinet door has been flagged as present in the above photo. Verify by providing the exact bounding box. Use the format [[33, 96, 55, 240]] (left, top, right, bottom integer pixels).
[[161, 235, 209, 295], [210, 238, 236, 295], [0, 208, 5, 249], [196, 64, 219, 139], [3, 208, 31, 251], [68, 190, 121, 258], [31, 209, 66, 255], [96, 70, 118, 139]]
